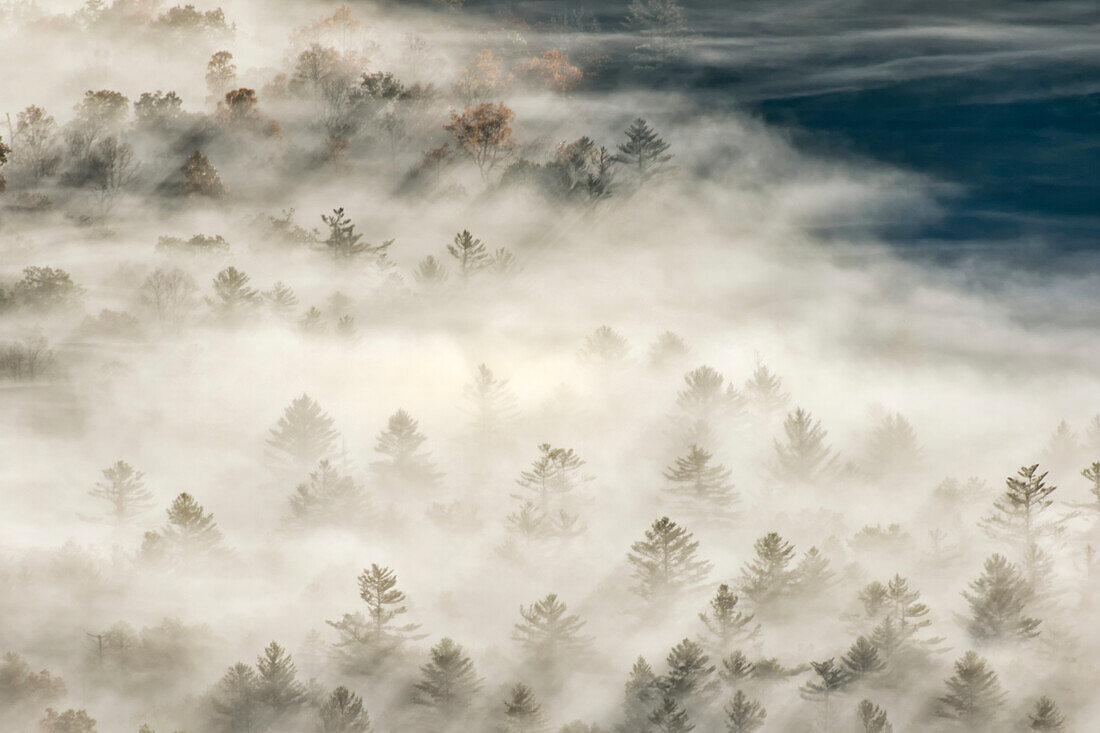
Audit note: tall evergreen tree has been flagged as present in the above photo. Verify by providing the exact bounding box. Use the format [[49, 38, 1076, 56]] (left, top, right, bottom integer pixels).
[[578, 326, 630, 367], [980, 465, 1061, 584], [503, 683, 548, 733], [327, 564, 424, 675], [724, 690, 765, 733], [738, 532, 797, 610], [935, 651, 1005, 730], [370, 410, 441, 494], [207, 266, 260, 323], [864, 413, 923, 477], [263, 282, 298, 320], [1027, 696, 1066, 732], [411, 638, 482, 721], [254, 641, 306, 723], [798, 659, 850, 733], [463, 363, 519, 450], [513, 594, 591, 672], [321, 208, 392, 261], [209, 662, 260, 733], [663, 445, 737, 519], [856, 699, 892, 733], [841, 637, 884, 681], [647, 331, 690, 371], [88, 460, 154, 524], [628, 517, 712, 608], [1043, 420, 1080, 469], [266, 394, 340, 470], [648, 695, 694, 733], [619, 657, 660, 733], [660, 639, 718, 709], [141, 492, 226, 563], [718, 651, 754, 687], [742, 360, 788, 418], [319, 686, 371, 733], [698, 584, 757, 655], [794, 546, 834, 597], [287, 460, 369, 529], [962, 554, 1040, 642], [613, 119, 672, 179], [676, 366, 742, 424], [447, 230, 491, 279], [769, 408, 835, 483]]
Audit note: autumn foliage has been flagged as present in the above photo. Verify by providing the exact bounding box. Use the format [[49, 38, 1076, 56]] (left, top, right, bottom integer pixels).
[[444, 103, 517, 178], [516, 51, 583, 93]]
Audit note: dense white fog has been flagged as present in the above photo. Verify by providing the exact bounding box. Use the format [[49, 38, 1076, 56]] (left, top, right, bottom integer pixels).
[[1, 1, 1098, 732]]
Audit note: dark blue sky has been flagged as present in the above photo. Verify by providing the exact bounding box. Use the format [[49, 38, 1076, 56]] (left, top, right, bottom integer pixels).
[[478, 0, 1100, 262]]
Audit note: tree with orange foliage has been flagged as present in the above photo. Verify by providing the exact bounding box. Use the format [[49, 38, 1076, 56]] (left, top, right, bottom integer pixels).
[[516, 51, 583, 94], [453, 50, 512, 104], [444, 103, 517, 179]]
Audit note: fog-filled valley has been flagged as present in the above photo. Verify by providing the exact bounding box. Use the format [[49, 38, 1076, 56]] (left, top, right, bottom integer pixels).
[[1, 1, 1099, 732]]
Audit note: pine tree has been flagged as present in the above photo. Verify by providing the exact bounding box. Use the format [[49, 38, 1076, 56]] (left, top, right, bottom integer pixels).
[[864, 413, 923, 477], [209, 662, 260, 733], [719, 651, 754, 687], [856, 699, 892, 733], [618, 657, 660, 733], [980, 465, 1061, 584], [208, 266, 260, 323], [724, 690, 765, 733], [628, 517, 712, 608], [698, 584, 756, 655], [648, 695, 694, 733], [663, 445, 737, 519], [769, 408, 835, 483], [676, 366, 742, 424], [89, 460, 154, 524], [660, 639, 718, 708], [882, 574, 942, 649], [513, 594, 591, 671], [798, 659, 850, 733], [447, 230, 491, 279], [463, 363, 519, 450], [738, 532, 797, 610], [371, 410, 441, 494], [142, 493, 226, 563], [327, 564, 423, 675], [414, 255, 448, 285], [794, 547, 834, 597], [319, 686, 372, 732], [858, 581, 889, 621], [1027, 696, 1066, 732], [266, 394, 340, 470], [841, 637, 884, 680], [647, 331, 690, 371], [300, 306, 325, 335], [411, 638, 482, 720], [255, 641, 306, 722], [613, 119, 672, 179], [514, 443, 590, 518], [935, 651, 1005, 730], [287, 460, 369, 528], [503, 683, 548, 733], [741, 363, 787, 419], [962, 554, 1040, 642], [263, 282, 298, 319], [578, 326, 630, 367], [321, 208, 368, 259], [1043, 420, 1080, 469]]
